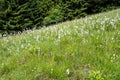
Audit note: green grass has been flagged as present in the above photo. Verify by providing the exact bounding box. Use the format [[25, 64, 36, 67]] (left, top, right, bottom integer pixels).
[[0, 9, 120, 80]]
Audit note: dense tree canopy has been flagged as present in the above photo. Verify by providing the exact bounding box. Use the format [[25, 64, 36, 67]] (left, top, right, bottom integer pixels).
[[0, 0, 120, 34]]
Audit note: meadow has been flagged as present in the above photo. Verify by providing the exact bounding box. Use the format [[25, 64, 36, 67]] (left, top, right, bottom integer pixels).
[[0, 9, 120, 80]]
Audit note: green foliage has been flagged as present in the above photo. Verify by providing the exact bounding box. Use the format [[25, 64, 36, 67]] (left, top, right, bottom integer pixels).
[[85, 0, 120, 13], [61, 0, 88, 20], [0, 0, 120, 33], [0, 0, 53, 33], [0, 0, 4, 10], [43, 5, 63, 26], [88, 70, 104, 80]]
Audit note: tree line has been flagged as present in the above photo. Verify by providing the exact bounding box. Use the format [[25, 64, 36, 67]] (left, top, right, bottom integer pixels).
[[0, 0, 120, 34]]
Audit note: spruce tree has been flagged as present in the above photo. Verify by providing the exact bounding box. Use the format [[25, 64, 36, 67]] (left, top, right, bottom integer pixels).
[[0, 0, 53, 33]]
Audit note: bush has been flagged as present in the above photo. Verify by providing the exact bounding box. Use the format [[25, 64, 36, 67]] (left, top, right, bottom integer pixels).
[[43, 6, 63, 26]]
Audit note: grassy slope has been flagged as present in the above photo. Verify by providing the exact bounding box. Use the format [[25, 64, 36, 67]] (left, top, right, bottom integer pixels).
[[0, 9, 120, 80]]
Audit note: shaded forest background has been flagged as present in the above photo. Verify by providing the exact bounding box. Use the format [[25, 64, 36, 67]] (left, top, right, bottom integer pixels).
[[0, 0, 120, 34]]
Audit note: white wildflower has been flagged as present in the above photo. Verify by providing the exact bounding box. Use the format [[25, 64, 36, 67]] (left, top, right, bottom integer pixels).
[[58, 33, 61, 39], [21, 44, 24, 49], [74, 26, 78, 29], [95, 71, 100, 75], [51, 68, 53, 74], [36, 35, 39, 41], [111, 37, 114, 40], [113, 54, 116, 57], [66, 68, 70, 75]]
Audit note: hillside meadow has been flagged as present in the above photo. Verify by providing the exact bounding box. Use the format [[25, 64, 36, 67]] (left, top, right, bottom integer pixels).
[[0, 9, 120, 80]]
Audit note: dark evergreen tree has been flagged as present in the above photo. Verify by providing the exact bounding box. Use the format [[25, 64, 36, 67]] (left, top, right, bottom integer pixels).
[[0, 0, 53, 34], [0, 0, 120, 35]]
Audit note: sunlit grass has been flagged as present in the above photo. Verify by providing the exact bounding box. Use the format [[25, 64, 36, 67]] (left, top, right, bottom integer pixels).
[[0, 9, 120, 80]]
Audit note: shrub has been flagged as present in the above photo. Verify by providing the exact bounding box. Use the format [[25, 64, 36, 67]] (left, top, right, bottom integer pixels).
[[43, 6, 64, 26]]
